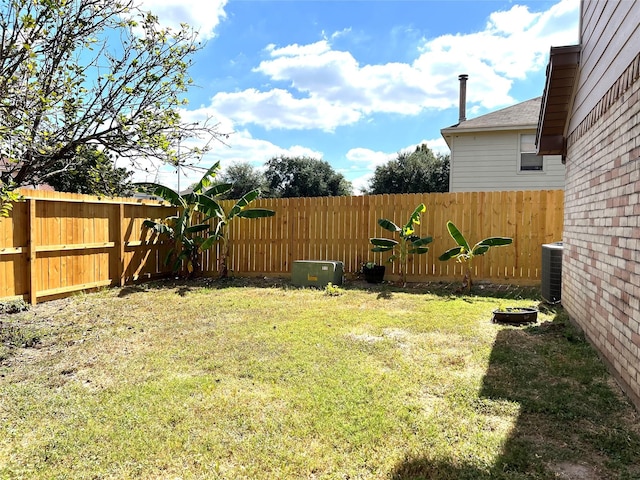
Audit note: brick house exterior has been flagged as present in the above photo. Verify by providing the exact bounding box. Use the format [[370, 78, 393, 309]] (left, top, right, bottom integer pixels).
[[538, 1, 640, 409]]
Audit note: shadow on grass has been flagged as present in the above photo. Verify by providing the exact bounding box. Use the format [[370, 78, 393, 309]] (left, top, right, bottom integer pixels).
[[391, 310, 640, 480]]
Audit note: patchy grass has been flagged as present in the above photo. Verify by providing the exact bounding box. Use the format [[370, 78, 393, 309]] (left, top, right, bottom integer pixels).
[[0, 279, 638, 479]]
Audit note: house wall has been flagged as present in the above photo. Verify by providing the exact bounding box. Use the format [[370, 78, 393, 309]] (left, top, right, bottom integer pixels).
[[448, 130, 565, 192], [563, 47, 640, 409], [569, 0, 640, 133]]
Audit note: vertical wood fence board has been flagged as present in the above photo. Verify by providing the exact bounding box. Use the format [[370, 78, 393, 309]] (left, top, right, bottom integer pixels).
[[0, 200, 27, 298], [513, 191, 524, 278], [488, 191, 501, 279]]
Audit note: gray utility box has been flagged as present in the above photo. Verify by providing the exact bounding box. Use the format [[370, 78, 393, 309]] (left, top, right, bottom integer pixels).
[[541, 242, 563, 303], [291, 260, 344, 288]]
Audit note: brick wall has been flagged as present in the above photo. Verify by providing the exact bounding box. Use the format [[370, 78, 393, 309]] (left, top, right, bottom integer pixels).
[[563, 53, 640, 409]]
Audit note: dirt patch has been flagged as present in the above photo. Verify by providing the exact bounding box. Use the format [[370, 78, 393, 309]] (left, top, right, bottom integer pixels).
[[346, 328, 412, 345], [549, 462, 599, 480], [346, 332, 384, 343]]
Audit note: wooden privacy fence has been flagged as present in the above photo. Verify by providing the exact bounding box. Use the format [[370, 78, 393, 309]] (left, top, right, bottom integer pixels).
[[1, 189, 564, 304]]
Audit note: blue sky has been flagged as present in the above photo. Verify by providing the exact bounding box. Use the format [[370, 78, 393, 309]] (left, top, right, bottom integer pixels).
[[135, 0, 580, 192]]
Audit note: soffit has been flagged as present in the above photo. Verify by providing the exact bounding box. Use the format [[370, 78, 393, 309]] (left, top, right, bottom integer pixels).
[[536, 45, 581, 156]]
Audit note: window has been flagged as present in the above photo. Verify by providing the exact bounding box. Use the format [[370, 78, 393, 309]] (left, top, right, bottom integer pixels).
[[520, 134, 543, 171]]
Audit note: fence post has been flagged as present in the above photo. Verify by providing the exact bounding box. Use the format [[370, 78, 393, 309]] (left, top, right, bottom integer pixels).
[[27, 198, 37, 305]]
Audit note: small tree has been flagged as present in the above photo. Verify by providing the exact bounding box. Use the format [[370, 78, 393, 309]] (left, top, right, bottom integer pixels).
[[438, 221, 513, 291], [370, 203, 433, 286]]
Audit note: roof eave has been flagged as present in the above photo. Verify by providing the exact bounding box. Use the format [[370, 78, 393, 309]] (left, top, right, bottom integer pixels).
[[536, 45, 581, 156], [441, 124, 538, 135]]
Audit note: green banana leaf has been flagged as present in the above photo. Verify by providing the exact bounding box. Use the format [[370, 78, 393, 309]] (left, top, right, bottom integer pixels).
[[411, 236, 433, 247], [408, 246, 430, 254], [142, 219, 172, 236], [471, 245, 490, 256], [378, 218, 400, 233], [228, 189, 261, 219], [370, 238, 399, 247], [372, 246, 395, 252], [184, 223, 211, 234], [197, 195, 225, 219], [236, 208, 276, 219], [199, 235, 219, 252], [204, 183, 233, 198], [191, 161, 221, 193], [136, 183, 184, 207], [438, 246, 464, 261], [477, 237, 513, 247], [446, 221, 470, 252]]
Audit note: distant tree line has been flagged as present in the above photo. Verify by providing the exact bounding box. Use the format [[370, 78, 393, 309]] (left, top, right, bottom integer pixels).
[[49, 144, 449, 199], [215, 144, 448, 200]]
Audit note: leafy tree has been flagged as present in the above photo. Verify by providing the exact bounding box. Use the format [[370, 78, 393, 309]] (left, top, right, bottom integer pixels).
[[0, 0, 224, 197], [139, 162, 275, 278], [218, 163, 267, 200], [366, 144, 450, 194], [46, 146, 134, 196], [264, 156, 352, 198]]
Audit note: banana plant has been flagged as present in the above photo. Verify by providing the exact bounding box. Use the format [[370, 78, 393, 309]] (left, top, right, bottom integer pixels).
[[438, 221, 512, 291], [138, 161, 275, 278], [210, 188, 275, 278], [138, 162, 229, 276], [370, 203, 433, 286]]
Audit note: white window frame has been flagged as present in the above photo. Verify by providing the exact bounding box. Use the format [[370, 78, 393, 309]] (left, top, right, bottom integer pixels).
[[519, 134, 544, 173]]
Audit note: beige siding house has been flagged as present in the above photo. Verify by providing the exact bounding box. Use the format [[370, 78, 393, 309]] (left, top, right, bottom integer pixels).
[[537, 0, 640, 410], [442, 97, 565, 192]]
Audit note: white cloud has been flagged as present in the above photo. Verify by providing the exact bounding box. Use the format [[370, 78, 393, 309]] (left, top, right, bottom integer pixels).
[[137, 0, 228, 39], [210, 88, 361, 132], [125, 105, 323, 190], [344, 148, 396, 194], [203, 0, 578, 132], [488, 5, 540, 36], [422, 137, 450, 156]]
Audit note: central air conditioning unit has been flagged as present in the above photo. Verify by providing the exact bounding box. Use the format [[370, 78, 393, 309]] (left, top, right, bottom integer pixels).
[[541, 242, 563, 303]]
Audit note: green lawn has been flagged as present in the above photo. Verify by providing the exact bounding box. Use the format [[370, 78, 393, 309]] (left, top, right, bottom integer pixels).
[[1, 279, 639, 479]]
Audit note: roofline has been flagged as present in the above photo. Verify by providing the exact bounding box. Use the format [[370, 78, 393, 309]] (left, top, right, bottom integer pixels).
[[441, 124, 538, 135], [536, 44, 581, 156]]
